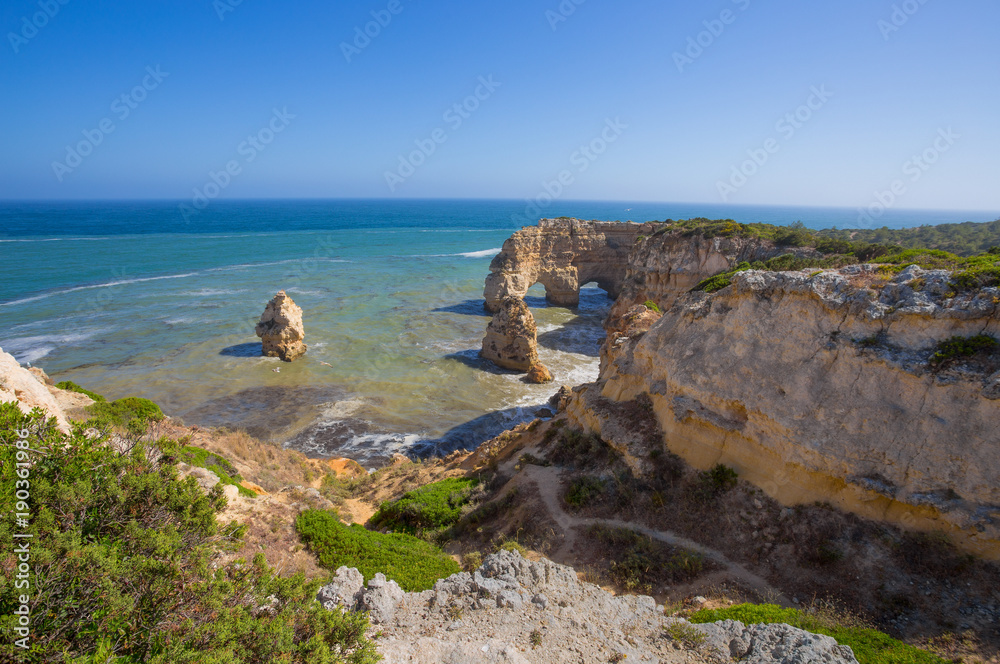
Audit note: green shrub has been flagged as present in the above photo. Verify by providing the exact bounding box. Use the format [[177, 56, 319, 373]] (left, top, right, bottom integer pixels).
[[689, 603, 947, 664], [0, 402, 376, 664], [369, 477, 478, 535], [162, 441, 256, 497], [929, 334, 998, 368], [698, 463, 739, 497], [565, 476, 606, 508], [643, 300, 661, 313], [86, 396, 164, 431], [54, 380, 106, 402], [296, 509, 460, 592], [588, 526, 706, 592]]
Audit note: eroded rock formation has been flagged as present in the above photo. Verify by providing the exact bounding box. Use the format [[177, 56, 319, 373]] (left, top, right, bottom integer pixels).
[[483, 218, 659, 311], [566, 264, 1000, 558], [0, 349, 72, 433], [481, 297, 540, 372], [320, 549, 859, 664], [255, 290, 307, 362]]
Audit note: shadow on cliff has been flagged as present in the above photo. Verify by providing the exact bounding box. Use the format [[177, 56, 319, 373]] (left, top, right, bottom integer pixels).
[[219, 342, 263, 358]]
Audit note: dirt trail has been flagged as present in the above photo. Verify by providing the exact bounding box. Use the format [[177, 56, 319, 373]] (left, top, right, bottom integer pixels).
[[519, 463, 790, 604]]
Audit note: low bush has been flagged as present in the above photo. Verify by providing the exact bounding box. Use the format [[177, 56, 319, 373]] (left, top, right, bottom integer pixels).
[[929, 334, 998, 368], [369, 477, 478, 535], [564, 476, 606, 508], [643, 299, 661, 313], [54, 380, 106, 402], [0, 402, 376, 663], [86, 396, 164, 431], [162, 441, 257, 497], [296, 509, 460, 592], [689, 603, 947, 664], [697, 463, 739, 498], [588, 526, 706, 592]]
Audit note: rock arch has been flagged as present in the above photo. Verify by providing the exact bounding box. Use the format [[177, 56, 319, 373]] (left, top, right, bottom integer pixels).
[[483, 218, 654, 312]]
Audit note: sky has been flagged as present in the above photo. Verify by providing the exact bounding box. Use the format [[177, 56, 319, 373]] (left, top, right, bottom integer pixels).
[[1, 0, 997, 211]]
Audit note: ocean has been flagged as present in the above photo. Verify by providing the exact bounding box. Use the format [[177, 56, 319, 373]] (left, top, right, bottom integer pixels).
[[1, 199, 994, 466]]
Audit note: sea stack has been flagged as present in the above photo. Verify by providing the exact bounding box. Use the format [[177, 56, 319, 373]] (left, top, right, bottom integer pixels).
[[481, 296, 548, 375], [255, 290, 307, 362]]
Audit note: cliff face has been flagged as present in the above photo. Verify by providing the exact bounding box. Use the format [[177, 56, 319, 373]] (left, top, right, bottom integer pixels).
[[609, 231, 814, 324], [483, 218, 658, 312], [566, 265, 1000, 558]]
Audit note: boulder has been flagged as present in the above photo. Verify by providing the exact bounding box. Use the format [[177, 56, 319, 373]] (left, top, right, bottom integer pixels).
[[481, 297, 538, 372], [526, 363, 553, 384], [255, 290, 307, 362], [356, 573, 405, 624], [695, 619, 858, 664], [317, 567, 365, 611]]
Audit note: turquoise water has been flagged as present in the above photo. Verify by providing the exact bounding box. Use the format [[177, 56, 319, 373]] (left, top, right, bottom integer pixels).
[[1, 199, 994, 466]]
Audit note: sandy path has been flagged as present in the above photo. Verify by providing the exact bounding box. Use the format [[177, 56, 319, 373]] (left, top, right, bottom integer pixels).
[[520, 463, 790, 604]]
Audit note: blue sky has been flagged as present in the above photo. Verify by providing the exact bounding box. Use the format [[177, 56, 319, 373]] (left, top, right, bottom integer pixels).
[[1, 0, 997, 211]]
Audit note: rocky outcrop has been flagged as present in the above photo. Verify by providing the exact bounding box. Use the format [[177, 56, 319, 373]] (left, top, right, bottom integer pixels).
[[481, 297, 540, 372], [255, 290, 307, 362], [322, 550, 858, 664], [608, 230, 815, 329], [567, 264, 1000, 558], [602, 303, 662, 369], [0, 349, 71, 432], [484, 218, 660, 311]]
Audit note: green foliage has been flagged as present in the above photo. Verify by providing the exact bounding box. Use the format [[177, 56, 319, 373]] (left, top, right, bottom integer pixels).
[[496, 538, 527, 556], [54, 380, 106, 402], [698, 464, 739, 498], [529, 628, 543, 648], [0, 402, 377, 664], [369, 477, 478, 535], [461, 551, 482, 572], [817, 219, 1000, 257], [447, 489, 520, 538], [86, 396, 164, 432], [643, 299, 661, 313], [588, 526, 705, 592], [564, 476, 606, 508], [928, 334, 998, 368], [689, 603, 947, 664], [296, 509, 460, 592], [663, 622, 707, 646], [163, 441, 256, 497]]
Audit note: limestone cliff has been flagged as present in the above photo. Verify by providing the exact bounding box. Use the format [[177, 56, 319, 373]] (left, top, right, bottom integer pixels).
[[565, 264, 1000, 558], [608, 229, 816, 327], [0, 349, 72, 432]]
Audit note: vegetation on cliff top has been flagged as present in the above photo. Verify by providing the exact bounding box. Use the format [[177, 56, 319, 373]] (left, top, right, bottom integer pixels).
[[656, 217, 1000, 257], [0, 403, 377, 663], [296, 508, 461, 592], [55, 380, 106, 402], [689, 603, 948, 664]]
